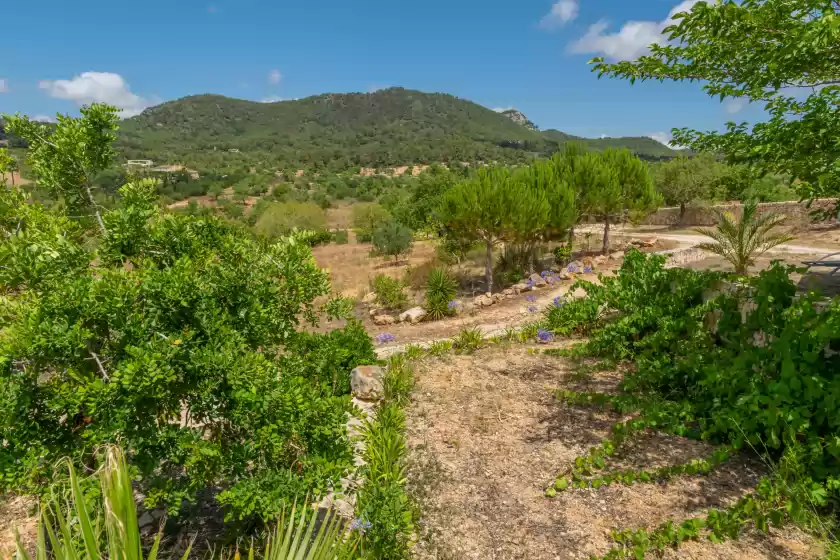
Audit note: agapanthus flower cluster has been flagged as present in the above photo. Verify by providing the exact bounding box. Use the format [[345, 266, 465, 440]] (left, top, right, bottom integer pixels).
[[376, 333, 396, 344], [525, 295, 537, 302], [537, 328, 554, 343]]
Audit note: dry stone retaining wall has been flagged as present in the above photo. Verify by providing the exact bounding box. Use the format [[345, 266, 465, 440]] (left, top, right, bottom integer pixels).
[[644, 199, 836, 227]]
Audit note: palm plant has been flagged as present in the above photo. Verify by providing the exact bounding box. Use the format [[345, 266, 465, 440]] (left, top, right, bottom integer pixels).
[[424, 267, 458, 320], [14, 446, 358, 560], [695, 201, 794, 275]]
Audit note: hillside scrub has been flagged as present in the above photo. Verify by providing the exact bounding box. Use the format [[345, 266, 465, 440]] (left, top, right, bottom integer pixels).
[[252, 201, 328, 239], [0, 106, 371, 524]]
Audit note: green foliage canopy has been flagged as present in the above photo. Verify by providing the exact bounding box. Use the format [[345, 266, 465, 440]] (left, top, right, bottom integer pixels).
[[592, 0, 840, 205]]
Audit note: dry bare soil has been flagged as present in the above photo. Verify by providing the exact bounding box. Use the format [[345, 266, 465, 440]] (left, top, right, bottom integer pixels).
[[405, 345, 823, 560]]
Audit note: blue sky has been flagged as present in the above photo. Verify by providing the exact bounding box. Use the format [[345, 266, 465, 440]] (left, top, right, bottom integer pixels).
[[1, 0, 761, 145]]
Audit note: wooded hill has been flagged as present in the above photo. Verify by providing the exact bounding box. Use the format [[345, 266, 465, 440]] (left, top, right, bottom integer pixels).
[[116, 88, 678, 171]]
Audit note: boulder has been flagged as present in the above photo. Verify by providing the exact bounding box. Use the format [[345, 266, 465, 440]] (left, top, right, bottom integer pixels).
[[569, 260, 584, 269], [399, 306, 427, 324], [362, 292, 377, 304], [609, 251, 625, 261], [502, 288, 514, 296], [373, 314, 395, 326], [512, 282, 530, 294], [493, 293, 505, 302], [350, 365, 385, 401], [556, 271, 571, 281], [593, 255, 608, 266], [528, 273, 547, 288], [138, 511, 155, 529], [474, 294, 493, 307]]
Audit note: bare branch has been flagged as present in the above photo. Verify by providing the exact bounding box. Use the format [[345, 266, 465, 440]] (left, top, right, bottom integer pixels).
[[90, 351, 110, 382]]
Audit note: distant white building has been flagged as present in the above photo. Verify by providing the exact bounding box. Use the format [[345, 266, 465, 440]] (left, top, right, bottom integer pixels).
[[126, 160, 154, 168]]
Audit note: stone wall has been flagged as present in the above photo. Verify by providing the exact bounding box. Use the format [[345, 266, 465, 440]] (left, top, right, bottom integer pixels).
[[644, 199, 837, 228]]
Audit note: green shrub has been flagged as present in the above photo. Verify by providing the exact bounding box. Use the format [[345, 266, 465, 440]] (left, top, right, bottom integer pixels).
[[553, 243, 572, 265], [452, 326, 485, 354], [424, 267, 458, 321], [253, 201, 328, 240], [372, 220, 413, 263], [371, 274, 408, 311], [333, 229, 349, 244], [15, 446, 359, 560], [1, 178, 354, 522]]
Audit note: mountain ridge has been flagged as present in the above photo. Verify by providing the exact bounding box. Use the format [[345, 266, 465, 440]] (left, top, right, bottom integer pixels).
[[116, 87, 678, 170]]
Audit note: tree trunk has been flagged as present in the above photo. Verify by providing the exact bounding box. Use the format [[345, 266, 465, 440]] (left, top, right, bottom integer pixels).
[[485, 241, 494, 293], [679, 202, 686, 224], [602, 216, 610, 254], [568, 225, 575, 245], [84, 182, 106, 234]]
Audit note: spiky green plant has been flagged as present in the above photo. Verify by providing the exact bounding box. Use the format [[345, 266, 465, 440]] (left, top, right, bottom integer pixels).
[[427, 340, 454, 357], [695, 201, 794, 275], [452, 327, 485, 354], [424, 268, 458, 321], [14, 446, 357, 560]]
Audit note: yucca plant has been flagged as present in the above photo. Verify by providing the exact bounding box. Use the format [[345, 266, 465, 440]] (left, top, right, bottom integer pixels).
[[14, 446, 358, 560], [695, 201, 794, 275], [424, 268, 458, 321]]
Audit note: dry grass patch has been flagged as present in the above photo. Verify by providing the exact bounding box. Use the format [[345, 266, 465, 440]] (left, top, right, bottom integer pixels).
[[406, 346, 822, 560]]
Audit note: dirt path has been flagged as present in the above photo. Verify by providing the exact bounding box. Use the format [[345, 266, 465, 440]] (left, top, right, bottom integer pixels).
[[406, 346, 822, 560], [371, 277, 594, 357]]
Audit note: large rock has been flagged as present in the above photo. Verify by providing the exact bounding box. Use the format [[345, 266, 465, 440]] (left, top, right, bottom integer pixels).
[[474, 294, 494, 307], [528, 273, 547, 288], [350, 365, 385, 401], [373, 314, 395, 326], [512, 282, 530, 294], [593, 255, 608, 266], [399, 306, 427, 324], [502, 288, 514, 296], [609, 251, 625, 261], [556, 271, 571, 281]]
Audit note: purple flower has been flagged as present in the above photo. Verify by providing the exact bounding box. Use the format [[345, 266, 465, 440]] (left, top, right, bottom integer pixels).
[[447, 300, 459, 310], [553, 296, 566, 308], [376, 333, 396, 344], [583, 266, 593, 274], [526, 279, 535, 287], [527, 305, 538, 313], [350, 518, 372, 533], [537, 328, 554, 343], [567, 264, 579, 273], [525, 295, 537, 302], [540, 270, 552, 278]]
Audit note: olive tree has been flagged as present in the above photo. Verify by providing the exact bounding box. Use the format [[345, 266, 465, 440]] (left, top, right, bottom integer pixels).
[[654, 154, 726, 222]]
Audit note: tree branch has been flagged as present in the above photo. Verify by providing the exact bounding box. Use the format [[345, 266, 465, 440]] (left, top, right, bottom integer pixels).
[[89, 351, 110, 382]]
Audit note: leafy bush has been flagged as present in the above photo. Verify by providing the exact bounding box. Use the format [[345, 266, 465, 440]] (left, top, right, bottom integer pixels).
[[333, 229, 349, 244], [452, 326, 485, 354], [546, 249, 840, 538], [253, 201, 328, 240], [1, 173, 355, 522], [15, 446, 359, 560], [553, 243, 572, 266], [424, 268, 458, 321], [372, 220, 413, 263], [371, 274, 408, 311]]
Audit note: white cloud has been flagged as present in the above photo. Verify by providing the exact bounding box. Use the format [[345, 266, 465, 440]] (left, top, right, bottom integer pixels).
[[260, 95, 284, 103], [268, 69, 282, 85], [0, 79, 7, 93], [32, 115, 56, 123], [39, 72, 155, 118], [569, 0, 699, 61], [725, 98, 748, 114], [540, 0, 579, 29], [649, 131, 686, 150]]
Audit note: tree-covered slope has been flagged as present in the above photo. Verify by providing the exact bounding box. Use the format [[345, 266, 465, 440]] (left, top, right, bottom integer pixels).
[[117, 88, 678, 170]]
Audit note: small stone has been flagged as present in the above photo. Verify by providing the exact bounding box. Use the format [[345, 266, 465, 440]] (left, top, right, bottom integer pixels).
[[373, 314, 395, 326], [528, 273, 547, 288], [138, 511, 155, 528], [350, 365, 385, 401], [493, 293, 505, 302], [362, 292, 377, 304], [593, 255, 608, 265], [503, 288, 514, 296], [369, 308, 380, 318], [609, 251, 625, 260], [557, 272, 571, 280], [399, 306, 427, 323]]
